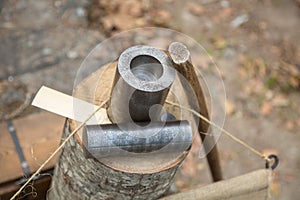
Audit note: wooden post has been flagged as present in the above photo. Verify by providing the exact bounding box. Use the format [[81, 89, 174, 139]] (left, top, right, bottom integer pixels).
[[168, 42, 223, 182], [48, 63, 189, 199]]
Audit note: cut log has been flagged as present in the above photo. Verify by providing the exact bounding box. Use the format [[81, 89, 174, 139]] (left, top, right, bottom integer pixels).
[[48, 62, 191, 199], [49, 120, 185, 199]]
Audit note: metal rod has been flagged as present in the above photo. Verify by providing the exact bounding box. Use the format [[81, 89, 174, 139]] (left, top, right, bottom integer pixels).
[[82, 121, 192, 158], [5, 120, 31, 178]]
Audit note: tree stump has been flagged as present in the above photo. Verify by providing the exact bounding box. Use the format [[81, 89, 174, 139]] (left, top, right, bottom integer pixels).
[[48, 62, 190, 199]]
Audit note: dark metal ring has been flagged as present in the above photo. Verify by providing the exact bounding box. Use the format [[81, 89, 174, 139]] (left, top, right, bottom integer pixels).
[[265, 154, 279, 170]]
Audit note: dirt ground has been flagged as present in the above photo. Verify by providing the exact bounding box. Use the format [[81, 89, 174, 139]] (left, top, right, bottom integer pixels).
[[0, 0, 299, 199]]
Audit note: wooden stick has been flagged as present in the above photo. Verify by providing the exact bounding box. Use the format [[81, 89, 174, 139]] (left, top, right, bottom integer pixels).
[[168, 42, 223, 182]]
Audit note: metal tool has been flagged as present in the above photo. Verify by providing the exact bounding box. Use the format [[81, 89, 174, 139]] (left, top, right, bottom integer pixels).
[[108, 45, 175, 123], [5, 120, 31, 178], [82, 120, 192, 158]]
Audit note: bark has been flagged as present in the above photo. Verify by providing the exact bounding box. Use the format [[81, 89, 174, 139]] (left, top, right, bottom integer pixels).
[[48, 120, 182, 200]]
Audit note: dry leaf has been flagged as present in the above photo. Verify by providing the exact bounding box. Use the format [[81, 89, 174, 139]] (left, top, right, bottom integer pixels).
[[284, 121, 294, 131], [187, 2, 205, 16], [265, 90, 274, 100], [121, 0, 143, 18], [271, 95, 289, 107], [102, 16, 116, 32], [243, 85, 252, 95], [152, 9, 171, 26], [220, 8, 233, 18], [225, 100, 236, 116], [289, 76, 299, 88], [238, 67, 247, 80], [260, 102, 273, 116], [297, 118, 300, 127], [135, 18, 147, 26], [271, 45, 281, 57], [212, 37, 227, 49]]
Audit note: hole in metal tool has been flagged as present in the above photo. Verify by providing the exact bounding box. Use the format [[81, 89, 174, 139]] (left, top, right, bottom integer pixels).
[[130, 55, 163, 82]]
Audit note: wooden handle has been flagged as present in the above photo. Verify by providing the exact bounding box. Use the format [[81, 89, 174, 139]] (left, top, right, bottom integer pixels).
[[168, 42, 223, 181]]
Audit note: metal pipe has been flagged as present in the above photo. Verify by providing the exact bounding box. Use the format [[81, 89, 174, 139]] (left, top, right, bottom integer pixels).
[[108, 45, 175, 123], [82, 121, 192, 158]]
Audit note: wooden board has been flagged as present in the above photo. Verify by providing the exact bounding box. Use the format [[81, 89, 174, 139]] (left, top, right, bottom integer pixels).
[[0, 112, 64, 185]]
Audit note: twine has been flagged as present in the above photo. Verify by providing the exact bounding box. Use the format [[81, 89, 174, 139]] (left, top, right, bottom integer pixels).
[[165, 100, 271, 162]]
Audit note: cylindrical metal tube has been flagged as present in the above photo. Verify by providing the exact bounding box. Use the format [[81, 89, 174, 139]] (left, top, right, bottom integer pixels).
[[108, 45, 175, 123], [82, 121, 192, 158]]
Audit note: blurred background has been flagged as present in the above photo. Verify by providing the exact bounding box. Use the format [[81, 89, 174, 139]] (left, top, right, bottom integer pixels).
[[0, 0, 299, 199]]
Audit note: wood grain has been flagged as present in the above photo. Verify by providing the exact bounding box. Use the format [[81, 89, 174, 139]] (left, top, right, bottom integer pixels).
[[0, 112, 64, 184]]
